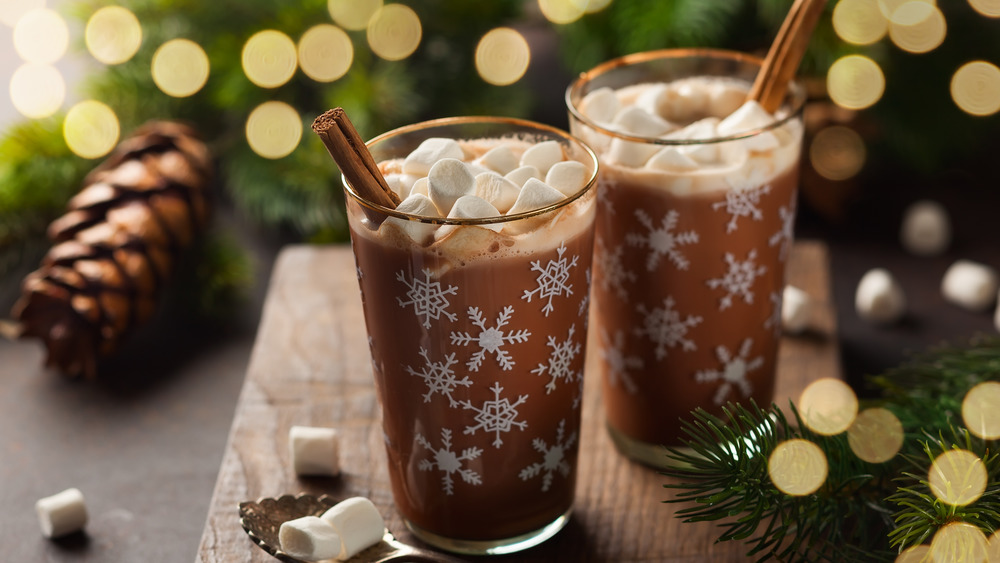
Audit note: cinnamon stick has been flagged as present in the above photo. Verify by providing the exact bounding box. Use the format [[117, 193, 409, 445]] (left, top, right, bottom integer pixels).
[[312, 108, 401, 211], [749, 0, 827, 113]]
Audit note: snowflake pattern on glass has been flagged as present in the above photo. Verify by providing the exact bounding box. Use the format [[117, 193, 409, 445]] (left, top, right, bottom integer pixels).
[[595, 235, 636, 301], [532, 324, 582, 394], [406, 347, 471, 407], [522, 243, 578, 317], [450, 306, 531, 372], [625, 209, 699, 271], [764, 290, 783, 337], [768, 204, 795, 260], [706, 249, 767, 310], [712, 183, 771, 233], [598, 328, 642, 394], [460, 381, 529, 448], [634, 296, 702, 361], [518, 419, 577, 492], [396, 269, 458, 329], [415, 428, 483, 496], [694, 338, 763, 405]]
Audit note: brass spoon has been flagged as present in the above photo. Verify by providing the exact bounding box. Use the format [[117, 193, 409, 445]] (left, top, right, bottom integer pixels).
[[239, 493, 468, 563]]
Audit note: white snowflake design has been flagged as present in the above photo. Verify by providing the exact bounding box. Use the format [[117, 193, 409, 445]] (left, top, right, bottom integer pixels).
[[518, 419, 578, 492], [634, 297, 703, 361], [763, 290, 783, 337], [595, 235, 636, 301], [531, 324, 582, 394], [578, 268, 591, 322], [406, 347, 471, 407], [625, 209, 699, 272], [768, 204, 795, 260], [522, 243, 578, 317], [598, 328, 642, 394], [396, 269, 458, 329], [712, 184, 771, 233], [694, 338, 763, 405], [460, 382, 529, 448], [706, 250, 768, 310], [415, 428, 483, 496], [597, 180, 617, 216], [450, 306, 531, 372]]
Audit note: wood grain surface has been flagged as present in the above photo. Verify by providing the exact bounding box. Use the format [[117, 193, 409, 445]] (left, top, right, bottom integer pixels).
[[197, 240, 840, 562]]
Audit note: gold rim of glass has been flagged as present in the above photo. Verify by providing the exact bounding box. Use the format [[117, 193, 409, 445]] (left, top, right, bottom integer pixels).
[[565, 47, 808, 146], [341, 116, 599, 225]]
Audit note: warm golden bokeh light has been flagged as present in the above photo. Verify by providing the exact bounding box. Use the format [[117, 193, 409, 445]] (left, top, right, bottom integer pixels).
[[930, 522, 989, 563], [13, 8, 68, 64], [242, 30, 297, 89], [888, 1, 946, 54], [951, 61, 1000, 117], [246, 101, 302, 159], [9, 62, 64, 118], [367, 3, 421, 61], [85, 6, 142, 65], [571, 0, 614, 13], [810, 125, 866, 182], [799, 377, 859, 436], [827, 55, 885, 110], [928, 449, 987, 507], [63, 100, 120, 159], [893, 545, 931, 563], [475, 27, 531, 86], [768, 439, 828, 496], [962, 381, 1000, 440], [0, 0, 44, 28], [151, 39, 210, 98], [987, 529, 1000, 562], [833, 0, 888, 45], [968, 0, 1000, 17], [847, 407, 904, 463], [539, 0, 585, 24], [328, 0, 382, 31], [298, 24, 353, 83], [877, 0, 935, 18]]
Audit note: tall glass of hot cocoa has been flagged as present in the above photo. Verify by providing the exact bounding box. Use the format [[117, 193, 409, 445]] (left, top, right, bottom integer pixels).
[[566, 49, 806, 468], [341, 117, 598, 554]]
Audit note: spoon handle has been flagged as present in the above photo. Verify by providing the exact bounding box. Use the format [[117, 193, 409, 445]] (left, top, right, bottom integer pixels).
[[374, 540, 470, 563]]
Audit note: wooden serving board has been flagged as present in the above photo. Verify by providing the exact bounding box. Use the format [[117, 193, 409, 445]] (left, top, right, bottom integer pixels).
[[197, 240, 840, 562]]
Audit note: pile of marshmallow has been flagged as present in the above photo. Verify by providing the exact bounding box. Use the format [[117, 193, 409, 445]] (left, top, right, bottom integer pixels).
[[376, 137, 590, 244]]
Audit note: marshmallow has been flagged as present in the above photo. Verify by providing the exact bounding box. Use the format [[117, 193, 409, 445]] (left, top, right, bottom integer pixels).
[[504, 165, 541, 187], [612, 106, 673, 137], [409, 176, 429, 197], [580, 86, 621, 124], [519, 140, 564, 176], [545, 160, 590, 196], [321, 497, 386, 560], [900, 199, 951, 256], [36, 488, 88, 538], [855, 268, 906, 324], [717, 101, 779, 152], [382, 193, 439, 245], [289, 425, 340, 477], [279, 516, 342, 561], [383, 173, 417, 201], [474, 172, 521, 213], [782, 285, 814, 334], [661, 81, 708, 122], [942, 260, 999, 311], [673, 118, 722, 163], [608, 138, 660, 167], [402, 138, 465, 176], [707, 81, 748, 119], [428, 158, 475, 215], [507, 178, 567, 216], [448, 195, 503, 232], [634, 83, 670, 119], [476, 144, 519, 175], [646, 146, 698, 171]]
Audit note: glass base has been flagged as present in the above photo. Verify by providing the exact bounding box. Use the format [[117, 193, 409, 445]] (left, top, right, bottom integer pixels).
[[607, 423, 693, 469], [403, 507, 572, 556]]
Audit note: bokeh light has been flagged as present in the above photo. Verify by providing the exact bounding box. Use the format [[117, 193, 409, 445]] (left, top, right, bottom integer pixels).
[[847, 407, 903, 463], [298, 24, 353, 83], [768, 439, 828, 496], [151, 39, 210, 98], [930, 522, 988, 563], [13, 8, 68, 64], [877, 0, 935, 18], [9, 62, 64, 118], [246, 101, 302, 159], [888, 1, 946, 54], [810, 125, 866, 181], [0, 0, 44, 28], [63, 100, 120, 159], [539, 0, 585, 24], [328, 0, 382, 31], [367, 4, 421, 61], [475, 27, 531, 86], [242, 30, 297, 89], [962, 381, 1000, 440], [85, 6, 142, 65], [969, 0, 1000, 17], [928, 449, 987, 507], [833, 0, 888, 45], [799, 377, 859, 436], [951, 61, 1000, 116], [893, 545, 930, 563], [571, 0, 613, 13], [988, 529, 1000, 562], [827, 54, 885, 110]]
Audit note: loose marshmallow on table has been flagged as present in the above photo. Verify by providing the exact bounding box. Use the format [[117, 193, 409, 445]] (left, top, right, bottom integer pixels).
[[782, 285, 814, 334], [36, 488, 88, 538], [545, 160, 589, 196], [476, 144, 519, 175], [519, 140, 564, 176], [473, 172, 521, 213], [289, 425, 341, 477], [428, 158, 476, 215], [279, 516, 342, 561], [900, 199, 951, 256], [507, 177, 566, 216], [321, 497, 386, 560], [402, 138, 465, 176], [942, 259, 998, 311], [855, 268, 906, 324]]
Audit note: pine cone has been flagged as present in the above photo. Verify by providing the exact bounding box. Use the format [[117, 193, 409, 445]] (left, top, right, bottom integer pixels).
[[11, 121, 214, 378]]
